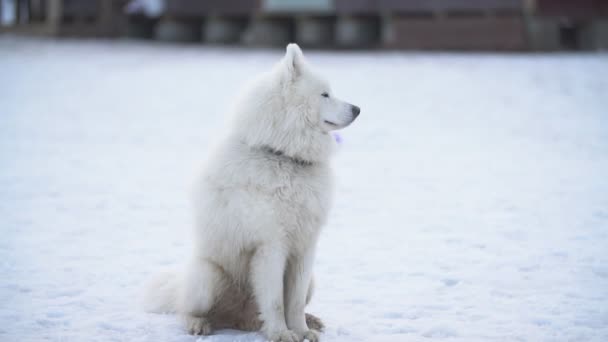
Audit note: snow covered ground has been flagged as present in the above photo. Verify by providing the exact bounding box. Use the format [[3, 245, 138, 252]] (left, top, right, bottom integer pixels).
[[1, 37, 608, 342]]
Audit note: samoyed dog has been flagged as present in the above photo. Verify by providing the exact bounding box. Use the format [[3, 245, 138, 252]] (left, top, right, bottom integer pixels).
[[143, 43, 360, 342]]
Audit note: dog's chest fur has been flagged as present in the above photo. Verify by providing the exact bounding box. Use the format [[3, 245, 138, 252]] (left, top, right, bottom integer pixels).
[[250, 149, 333, 248], [203, 142, 334, 253]]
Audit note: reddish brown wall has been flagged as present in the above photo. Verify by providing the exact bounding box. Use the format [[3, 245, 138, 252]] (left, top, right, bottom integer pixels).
[[535, 0, 608, 19], [390, 16, 527, 50], [335, 0, 523, 14], [166, 0, 261, 17]]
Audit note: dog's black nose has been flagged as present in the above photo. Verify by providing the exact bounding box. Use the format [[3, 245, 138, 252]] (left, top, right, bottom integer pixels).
[[351, 105, 361, 118]]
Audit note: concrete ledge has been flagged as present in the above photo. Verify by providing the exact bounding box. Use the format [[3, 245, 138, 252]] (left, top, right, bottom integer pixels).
[[204, 17, 248, 43], [243, 17, 294, 46], [335, 16, 379, 47], [380, 14, 394, 47], [580, 19, 608, 50], [296, 17, 334, 47], [126, 16, 156, 39], [525, 17, 561, 51], [155, 18, 201, 42]]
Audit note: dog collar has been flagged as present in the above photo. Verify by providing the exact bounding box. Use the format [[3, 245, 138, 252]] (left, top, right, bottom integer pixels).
[[259, 145, 314, 167]]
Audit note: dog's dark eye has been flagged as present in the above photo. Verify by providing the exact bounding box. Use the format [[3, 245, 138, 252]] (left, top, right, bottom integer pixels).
[[321, 92, 329, 98]]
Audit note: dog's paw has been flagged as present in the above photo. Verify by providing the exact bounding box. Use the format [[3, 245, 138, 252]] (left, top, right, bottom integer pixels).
[[266, 329, 300, 342], [305, 313, 325, 332], [300, 329, 320, 342], [184, 315, 212, 335]]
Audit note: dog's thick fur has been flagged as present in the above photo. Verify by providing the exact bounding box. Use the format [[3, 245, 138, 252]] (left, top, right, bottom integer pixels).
[[143, 44, 359, 342]]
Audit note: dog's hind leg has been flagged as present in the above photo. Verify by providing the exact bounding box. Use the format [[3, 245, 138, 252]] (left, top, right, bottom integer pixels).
[[305, 313, 325, 332], [178, 258, 223, 335]]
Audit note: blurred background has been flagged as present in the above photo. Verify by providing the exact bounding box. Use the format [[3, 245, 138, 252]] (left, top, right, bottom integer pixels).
[[2, 1, 608, 342], [1, 0, 608, 50]]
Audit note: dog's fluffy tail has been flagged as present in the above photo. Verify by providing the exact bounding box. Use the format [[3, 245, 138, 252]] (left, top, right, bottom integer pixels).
[[142, 270, 179, 313]]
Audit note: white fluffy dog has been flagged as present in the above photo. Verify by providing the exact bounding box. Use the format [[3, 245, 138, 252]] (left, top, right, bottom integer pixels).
[[144, 43, 360, 342]]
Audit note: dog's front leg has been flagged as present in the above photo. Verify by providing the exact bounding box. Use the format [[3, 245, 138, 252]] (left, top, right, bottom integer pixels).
[[285, 246, 318, 342], [251, 243, 299, 342]]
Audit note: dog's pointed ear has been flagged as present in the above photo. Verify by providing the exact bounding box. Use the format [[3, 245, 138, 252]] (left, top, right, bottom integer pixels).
[[283, 43, 305, 81]]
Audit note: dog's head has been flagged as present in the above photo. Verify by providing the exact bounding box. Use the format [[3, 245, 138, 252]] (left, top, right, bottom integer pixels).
[[278, 44, 360, 132], [232, 43, 359, 162]]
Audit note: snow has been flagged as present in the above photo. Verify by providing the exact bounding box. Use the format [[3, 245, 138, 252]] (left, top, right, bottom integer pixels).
[[1, 37, 608, 342]]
